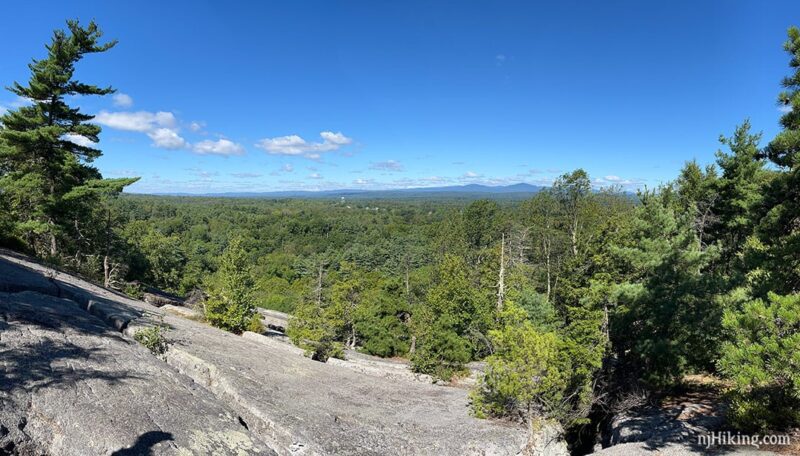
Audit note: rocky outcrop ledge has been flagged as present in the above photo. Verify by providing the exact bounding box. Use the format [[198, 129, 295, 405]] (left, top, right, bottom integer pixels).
[[0, 250, 529, 455]]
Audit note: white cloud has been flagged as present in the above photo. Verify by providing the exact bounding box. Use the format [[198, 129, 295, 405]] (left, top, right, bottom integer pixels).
[[309, 172, 323, 179], [193, 139, 245, 156], [62, 133, 95, 147], [112, 93, 133, 108], [370, 160, 404, 172], [779, 104, 793, 114], [189, 121, 205, 132], [463, 171, 480, 178], [319, 131, 351, 145], [592, 175, 645, 189], [231, 172, 262, 178], [282, 163, 294, 172], [148, 128, 187, 150], [94, 110, 177, 132], [255, 131, 353, 158], [95, 110, 244, 154]]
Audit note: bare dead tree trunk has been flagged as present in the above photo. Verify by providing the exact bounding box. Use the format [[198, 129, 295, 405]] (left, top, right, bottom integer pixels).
[[570, 216, 578, 257], [404, 256, 410, 296], [104, 254, 111, 287], [103, 207, 112, 288], [48, 219, 57, 257], [544, 235, 552, 301], [497, 233, 506, 313], [315, 263, 324, 306]]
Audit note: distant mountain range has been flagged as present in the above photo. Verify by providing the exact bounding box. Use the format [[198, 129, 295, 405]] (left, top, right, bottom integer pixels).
[[153, 183, 546, 200]]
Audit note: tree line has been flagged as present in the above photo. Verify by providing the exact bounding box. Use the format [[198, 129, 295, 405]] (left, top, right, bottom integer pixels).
[[1, 20, 799, 438]]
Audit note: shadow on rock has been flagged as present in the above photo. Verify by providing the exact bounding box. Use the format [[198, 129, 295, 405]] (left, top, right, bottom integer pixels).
[[111, 431, 174, 456]]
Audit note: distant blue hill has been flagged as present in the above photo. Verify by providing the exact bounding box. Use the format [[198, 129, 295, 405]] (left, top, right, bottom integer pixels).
[[153, 183, 546, 200]]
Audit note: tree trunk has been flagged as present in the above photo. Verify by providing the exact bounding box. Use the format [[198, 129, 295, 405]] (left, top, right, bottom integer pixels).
[[315, 263, 324, 306], [571, 216, 578, 257], [496, 233, 506, 312], [544, 235, 552, 301], [48, 222, 57, 257], [104, 254, 111, 287]]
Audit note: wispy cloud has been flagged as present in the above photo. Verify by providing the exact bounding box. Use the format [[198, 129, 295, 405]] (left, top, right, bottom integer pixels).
[[592, 175, 645, 189], [189, 169, 219, 179], [779, 104, 793, 114], [309, 172, 323, 179], [106, 169, 139, 177], [255, 131, 353, 159], [369, 160, 404, 172], [112, 93, 133, 108], [269, 163, 296, 176], [231, 172, 262, 178]]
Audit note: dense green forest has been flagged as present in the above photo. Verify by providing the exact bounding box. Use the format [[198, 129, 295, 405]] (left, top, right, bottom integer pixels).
[[2, 20, 799, 438]]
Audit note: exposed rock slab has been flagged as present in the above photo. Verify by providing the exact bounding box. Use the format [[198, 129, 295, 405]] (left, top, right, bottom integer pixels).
[[0, 251, 529, 455], [256, 308, 289, 333], [0, 290, 272, 455], [593, 393, 778, 455]]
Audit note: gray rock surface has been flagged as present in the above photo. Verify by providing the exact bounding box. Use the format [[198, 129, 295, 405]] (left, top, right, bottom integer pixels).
[[524, 421, 568, 456], [256, 308, 289, 333], [0, 250, 530, 455], [0, 291, 272, 455], [593, 396, 779, 455], [593, 441, 778, 455]]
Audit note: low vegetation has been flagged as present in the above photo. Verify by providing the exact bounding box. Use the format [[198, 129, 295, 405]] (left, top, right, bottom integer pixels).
[[134, 318, 169, 355]]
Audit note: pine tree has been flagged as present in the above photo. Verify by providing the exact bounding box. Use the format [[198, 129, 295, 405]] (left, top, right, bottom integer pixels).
[[0, 20, 120, 257], [62, 177, 140, 284], [329, 261, 364, 349], [411, 254, 477, 380], [711, 121, 768, 274], [611, 189, 721, 385], [204, 237, 258, 334], [718, 293, 800, 431], [471, 302, 572, 424], [676, 160, 718, 246], [752, 26, 800, 295]]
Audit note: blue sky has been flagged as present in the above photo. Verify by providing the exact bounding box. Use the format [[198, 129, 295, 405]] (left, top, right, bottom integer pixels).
[[1, 1, 798, 193]]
